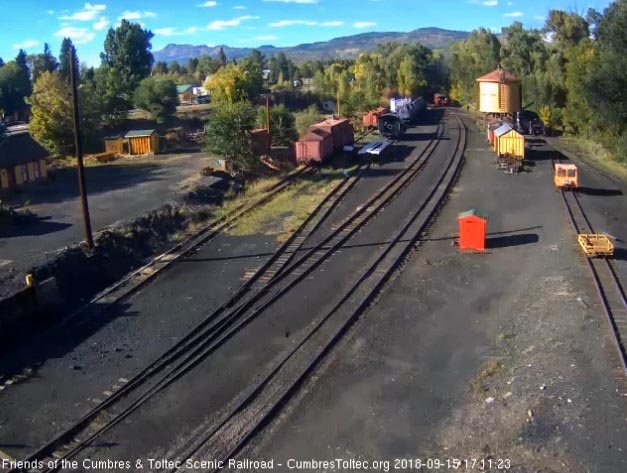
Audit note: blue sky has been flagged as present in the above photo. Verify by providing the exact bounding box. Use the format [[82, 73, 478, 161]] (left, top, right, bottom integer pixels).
[[0, 0, 614, 66]]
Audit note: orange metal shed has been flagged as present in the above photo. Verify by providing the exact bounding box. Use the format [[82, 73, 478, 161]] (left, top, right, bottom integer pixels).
[[458, 209, 487, 251]]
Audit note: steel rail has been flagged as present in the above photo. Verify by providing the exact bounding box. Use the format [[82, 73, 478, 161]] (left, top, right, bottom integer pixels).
[[555, 157, 627, 375], [10, 165, 354, 473], [18, 121, 441, 473], [172, 113, 466, 472]]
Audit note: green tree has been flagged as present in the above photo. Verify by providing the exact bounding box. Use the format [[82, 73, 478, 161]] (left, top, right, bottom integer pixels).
[[100, 20, 154, 103], [585, 0, 627, 157], [89, 65, 129, 127], [29, 43, 59, 83], [217, 47, 227, 67], [239, 49, 265, 97], [448, 28, 501, 106], [29, 71, 98, 155], [133, 77, 178, 124], [204, 64, 255, 104], [257, 104, 298, 146], [153, 61, 169, 75], [58, 38, 79, 83], [295, 105, 321, 136], [544, 10, 590, 48], [0, 61, 31, 118], [204, 101, 258, 173], [197, 55, 221, 77]]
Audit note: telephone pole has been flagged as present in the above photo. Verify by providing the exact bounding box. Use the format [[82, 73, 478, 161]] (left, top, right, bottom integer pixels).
[[69, 46, 94, 249]]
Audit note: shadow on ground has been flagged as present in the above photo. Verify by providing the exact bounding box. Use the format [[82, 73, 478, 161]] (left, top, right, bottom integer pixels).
[[0, 301, 139, 380], [0, 216, 72, 239], [487, 233, 539, 249], [575, 186, 623, 197], [5, 163, 166, 207]]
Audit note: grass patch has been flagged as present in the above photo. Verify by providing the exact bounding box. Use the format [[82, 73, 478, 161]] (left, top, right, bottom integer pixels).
[[560, 136, 627, 182], [225, 168, 349, 238], [212, 176, 284, 221], [470, 359, 505, 396]]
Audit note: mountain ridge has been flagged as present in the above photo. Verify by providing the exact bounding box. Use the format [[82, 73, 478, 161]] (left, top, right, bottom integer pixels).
[[153, 27, 470, 63]]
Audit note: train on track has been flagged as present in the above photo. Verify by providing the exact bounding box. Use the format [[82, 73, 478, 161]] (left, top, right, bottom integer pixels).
[[377, 97, 426, 139]]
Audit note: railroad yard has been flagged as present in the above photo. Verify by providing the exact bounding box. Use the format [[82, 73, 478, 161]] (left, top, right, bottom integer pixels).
[[1, 108, 626, 473]]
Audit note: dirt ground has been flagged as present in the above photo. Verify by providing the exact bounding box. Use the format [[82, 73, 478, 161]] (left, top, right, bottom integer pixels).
[[0, 152, 218, 297], [240, 112, 627, 472]]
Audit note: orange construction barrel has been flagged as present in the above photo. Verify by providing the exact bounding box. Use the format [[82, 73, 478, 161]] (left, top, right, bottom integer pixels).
[[458, 209, 487, 251]]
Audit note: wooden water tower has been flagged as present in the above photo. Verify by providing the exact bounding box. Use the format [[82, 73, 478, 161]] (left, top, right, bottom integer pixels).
[[476, 65, 521, 116]]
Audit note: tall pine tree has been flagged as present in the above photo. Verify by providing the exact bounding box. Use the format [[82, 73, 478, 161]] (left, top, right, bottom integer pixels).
[[59, 38, 79, 83]]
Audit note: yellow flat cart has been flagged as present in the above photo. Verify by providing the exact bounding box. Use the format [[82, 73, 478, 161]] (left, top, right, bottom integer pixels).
[[578, 234, 614, 257]]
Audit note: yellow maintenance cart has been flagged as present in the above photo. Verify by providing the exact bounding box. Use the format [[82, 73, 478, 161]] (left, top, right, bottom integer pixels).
[[578, 234, 614, 257]]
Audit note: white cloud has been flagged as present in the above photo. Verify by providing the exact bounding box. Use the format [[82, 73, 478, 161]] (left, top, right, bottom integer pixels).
[[263, 0, 318, 3], [13, 40, 40, 49], [207, 15, 259, 30], [233, 5, 246, 9], [321, 21, 343, 27], [93, 17, 109, 30], [504, 11, 523, 17], [118, 11, 157, 21], [483, 0, 498, 5], [354, 21, 376, 28], [55, 26, 96, 44], [197, 1, 217, 6], [47, 10, 54, 15], [154, 26, 199, 36], [255, 35, 278, 41], [59, 3, 106, 21], [269, 19, 317, 27]]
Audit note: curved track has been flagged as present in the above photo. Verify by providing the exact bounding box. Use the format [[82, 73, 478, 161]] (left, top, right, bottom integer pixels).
[[12, 119, 444, 473], [168, 113, 467, 472]]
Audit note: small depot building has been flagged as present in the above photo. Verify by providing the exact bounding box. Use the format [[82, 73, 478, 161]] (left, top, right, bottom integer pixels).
[[125, 130, 159, 155], [104, 134, 124, 155], [458, 209, 487, 252], [177, 84, 195, 104], [495, 127, 525, 159], [0, 132, 48, 192]]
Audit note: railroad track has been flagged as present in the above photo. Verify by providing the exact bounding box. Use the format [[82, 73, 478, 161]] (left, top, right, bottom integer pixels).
[[7, 165, 358, 473], [60, 166, 316, 329], [559, 185, 627, 375], [169, 112, 467, 472], [12, 119, 443, 473]]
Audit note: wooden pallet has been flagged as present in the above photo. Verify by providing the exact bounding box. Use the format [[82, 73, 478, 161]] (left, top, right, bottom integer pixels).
[[86, 152, 117, 163], [578, 233, 614, 257]]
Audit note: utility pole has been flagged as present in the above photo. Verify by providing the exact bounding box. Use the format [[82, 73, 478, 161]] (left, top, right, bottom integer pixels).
[[69, 46, 94, 249], [265, 95, 271, 149]]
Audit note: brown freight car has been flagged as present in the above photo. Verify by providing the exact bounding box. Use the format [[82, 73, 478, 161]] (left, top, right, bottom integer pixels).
[[295, 128, 334, 165], [313, 118, 355, 153]]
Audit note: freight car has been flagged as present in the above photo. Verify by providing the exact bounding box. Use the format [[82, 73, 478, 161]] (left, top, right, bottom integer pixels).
[[377, 113, 406, 139], [397, 98, 426, 124], [295, 117, 354, 165]]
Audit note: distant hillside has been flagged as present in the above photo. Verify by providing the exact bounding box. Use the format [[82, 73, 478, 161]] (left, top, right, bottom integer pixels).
[[153, 27, 469, 64]]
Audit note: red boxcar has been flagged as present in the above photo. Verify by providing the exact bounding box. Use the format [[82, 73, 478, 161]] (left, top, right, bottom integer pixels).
[[295, 128, 334, 164], [362, 107, 387, 128], [313, 118, 354, 153]]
